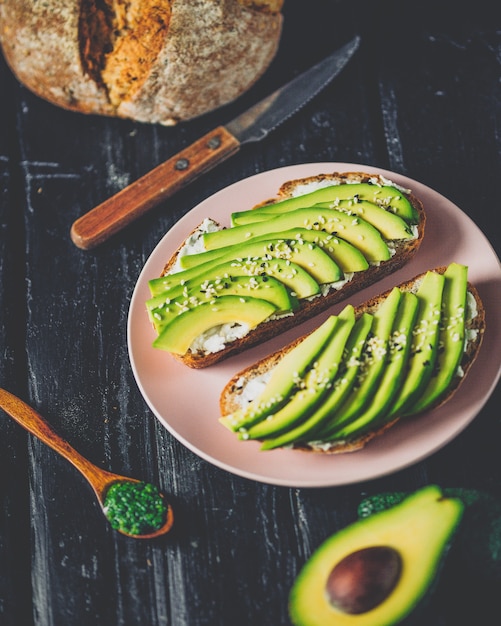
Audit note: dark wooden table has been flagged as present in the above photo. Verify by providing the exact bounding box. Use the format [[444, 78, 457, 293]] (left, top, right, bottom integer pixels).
[[1, 1, 500, 624]]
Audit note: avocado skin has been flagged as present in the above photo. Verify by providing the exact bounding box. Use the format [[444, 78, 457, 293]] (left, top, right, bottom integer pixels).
[[358, 488, 501, 579], [274, 313, 374, 446], [357, 488, 501, 623], [246, 308, 356, 444], [149, 238, 339, 296], [316, 288, 402, 439], [230, 182, 419, 225], [409, 263, 468, 414], [152, 295, 276, 354], [321, 292, 419, 442], [181, 227, 369, 274], [259, 307, 357, 450], [147, 274, 295, 333], [233, 198, 413, 241], [149, 256, 320, 301], [222, 264, 470, 451], [385, 270, 445, 418], [203, 206, 391, 263], [289, 485, 463, 626], [190, 237, 344, 284], [221, 316, 339, 432]]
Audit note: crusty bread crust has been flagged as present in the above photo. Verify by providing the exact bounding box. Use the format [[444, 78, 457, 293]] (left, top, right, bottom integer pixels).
[[160, 171, 425, 368], [0, 0, 283, 125], [219, 266, 486, 453]]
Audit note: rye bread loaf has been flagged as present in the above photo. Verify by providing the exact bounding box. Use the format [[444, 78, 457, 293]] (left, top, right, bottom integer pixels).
[[219, 265, 486, 453], [153, 171, 425, 368], [0, 0, 283, 125]]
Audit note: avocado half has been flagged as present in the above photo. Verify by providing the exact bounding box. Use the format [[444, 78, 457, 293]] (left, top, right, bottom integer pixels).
[[288, 485, 463, 626], [358, 487, 501, 621]]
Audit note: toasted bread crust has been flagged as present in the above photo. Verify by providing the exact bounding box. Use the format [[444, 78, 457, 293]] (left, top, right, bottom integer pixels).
[[0, 0, 283, 125], [161, 171, 425, 368], [219, 266, 486, 453]]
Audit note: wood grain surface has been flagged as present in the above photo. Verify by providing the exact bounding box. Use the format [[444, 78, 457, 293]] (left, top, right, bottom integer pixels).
[[1, 1, 500, 625]]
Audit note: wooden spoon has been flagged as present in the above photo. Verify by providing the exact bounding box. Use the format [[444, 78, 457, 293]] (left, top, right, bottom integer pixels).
[[0, 388, 174, 539]]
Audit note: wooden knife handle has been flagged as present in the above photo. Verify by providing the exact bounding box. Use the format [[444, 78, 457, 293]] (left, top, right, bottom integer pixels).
[[70, 126, 240, 250]]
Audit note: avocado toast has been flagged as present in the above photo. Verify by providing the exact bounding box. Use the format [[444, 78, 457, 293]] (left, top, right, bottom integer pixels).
[[146, 171, 425, 368], [219, 263, 485, 453]]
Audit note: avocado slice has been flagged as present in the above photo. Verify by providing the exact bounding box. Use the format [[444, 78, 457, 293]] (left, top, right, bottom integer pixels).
[[231, 182, 419, 225], [385, 270, 446, 419], [264, 312, 375, 446], [316, 287, 402, 439], [219, 315, 338, 433], [152, 295, 277, 354], [289, 485, 463, 626], [147, 274, 296, 333], [324, 291, 419, 443], [234, 198, 415, 242], [219, 264, 474, 451], [314, 199, 415, 241], [203, 207, 391, 263], [180, 228, 369, 274], [242, 306, 356, 443], [407, 263, 468, 415], [148, 256, 321, 300], [258, 306, 357, 450], [172, 237, 343, 285]]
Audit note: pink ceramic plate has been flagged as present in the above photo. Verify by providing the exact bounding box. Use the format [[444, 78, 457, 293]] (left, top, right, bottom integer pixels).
[[128, 163, 501, 487]]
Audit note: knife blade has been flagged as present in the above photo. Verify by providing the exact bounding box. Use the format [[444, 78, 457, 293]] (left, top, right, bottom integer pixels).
[[70, 36, 360, 250]]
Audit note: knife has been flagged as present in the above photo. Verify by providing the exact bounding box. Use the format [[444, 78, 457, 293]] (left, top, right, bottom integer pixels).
[[70, 36, 360, 250]]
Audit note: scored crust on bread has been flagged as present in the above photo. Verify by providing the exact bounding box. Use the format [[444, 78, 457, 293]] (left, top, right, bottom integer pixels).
[[0, 0, 283, 125], [150, 171, 425, 368], [219, 265, 486, 453]]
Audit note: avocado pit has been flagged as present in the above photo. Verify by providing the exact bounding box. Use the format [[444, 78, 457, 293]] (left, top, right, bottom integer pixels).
[[325, 546, 402, 614]]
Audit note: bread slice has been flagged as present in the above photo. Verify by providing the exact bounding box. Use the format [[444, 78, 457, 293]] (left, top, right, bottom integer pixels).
[[219, 265, 485, 453], [0, 0, 283, 125], [150, 171, 425, 368]]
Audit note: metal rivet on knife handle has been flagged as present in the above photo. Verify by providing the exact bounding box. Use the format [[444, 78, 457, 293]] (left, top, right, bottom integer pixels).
[[70, 37, 360, 250], [174, 158, 190, 171], [70, 126, 241, 250], [207, 136, 222, 149]]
